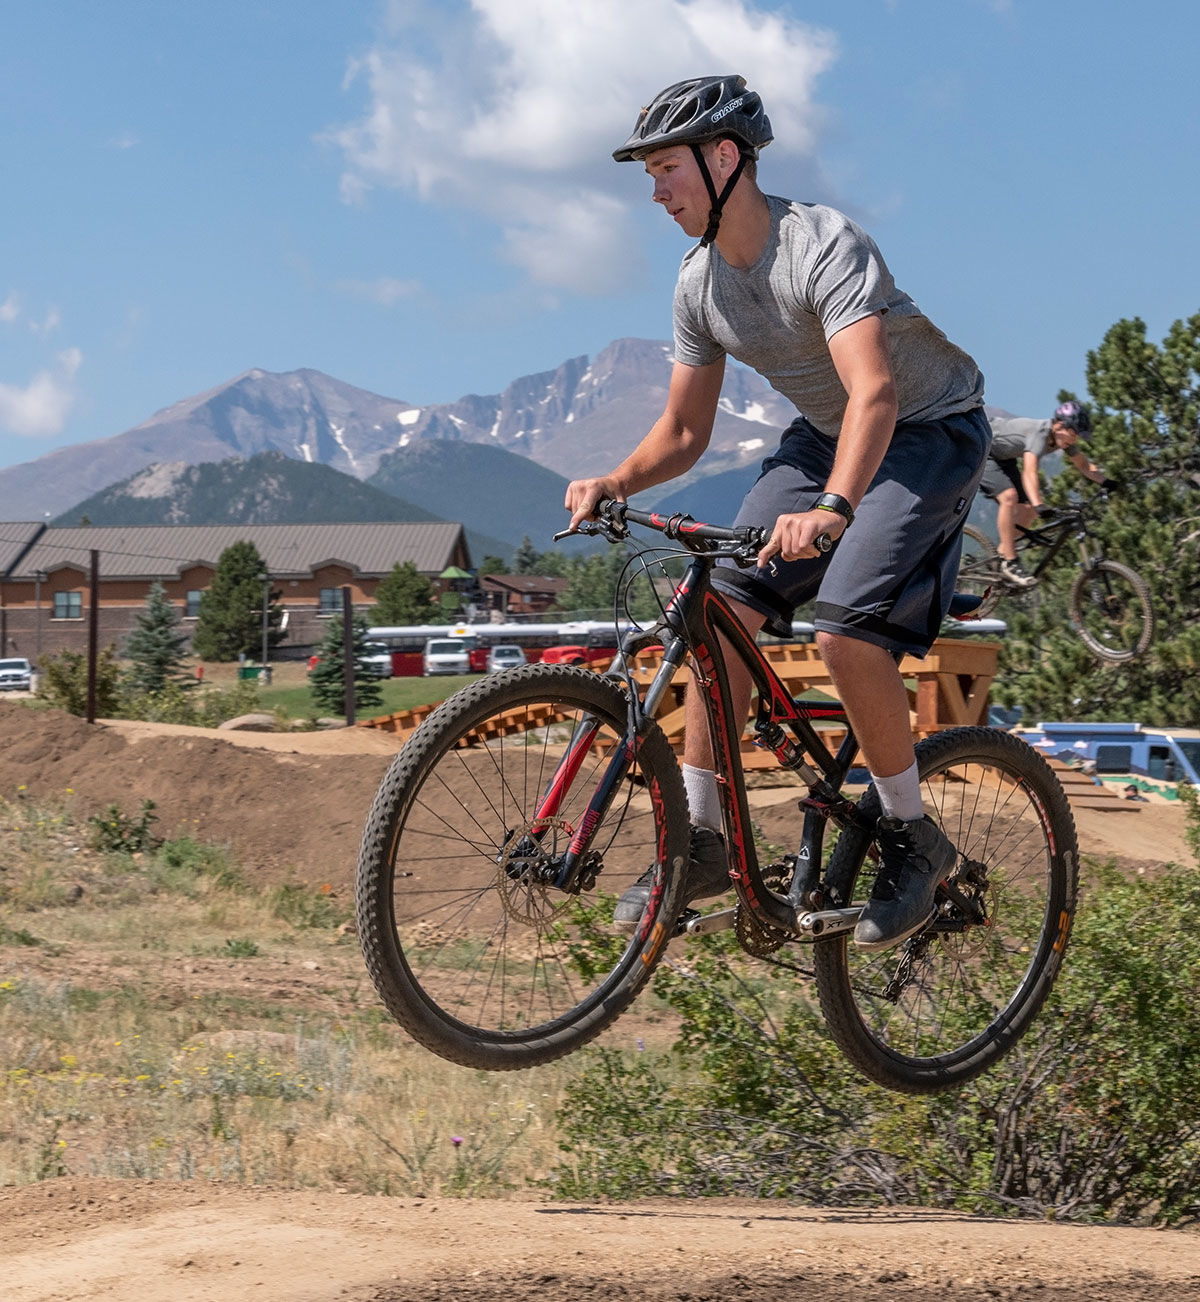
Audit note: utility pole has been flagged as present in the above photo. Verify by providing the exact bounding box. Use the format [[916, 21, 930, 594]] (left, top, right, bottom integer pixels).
[[258, 572, 271, 684], [341, 586, 355, 726]]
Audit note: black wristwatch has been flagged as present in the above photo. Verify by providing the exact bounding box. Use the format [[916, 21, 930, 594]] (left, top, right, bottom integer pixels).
[[813, 492, 855, 526]]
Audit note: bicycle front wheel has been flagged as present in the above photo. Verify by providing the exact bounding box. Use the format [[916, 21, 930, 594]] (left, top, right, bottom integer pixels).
[[813, 728, 1077, 1094], [1069, 559, 1154, 662], [954, 525, 1003, 618], [356, 664, 689, 1070]]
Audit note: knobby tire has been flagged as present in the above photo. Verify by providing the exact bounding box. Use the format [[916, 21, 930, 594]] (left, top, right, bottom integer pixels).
[[955, 525, 1003, 619], [1068, 559, 1154, 662], [813, 728, 1078, 1093]]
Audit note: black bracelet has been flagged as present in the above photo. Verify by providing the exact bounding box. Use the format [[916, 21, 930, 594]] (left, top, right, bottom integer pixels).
[[814, 492, 855, 526]]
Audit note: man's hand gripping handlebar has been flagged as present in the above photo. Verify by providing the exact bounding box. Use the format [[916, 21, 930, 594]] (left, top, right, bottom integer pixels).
[[556, 497, 833, 569]]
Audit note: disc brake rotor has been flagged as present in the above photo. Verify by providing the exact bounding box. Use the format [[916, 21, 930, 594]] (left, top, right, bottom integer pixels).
[[496, 817, 575, 926]]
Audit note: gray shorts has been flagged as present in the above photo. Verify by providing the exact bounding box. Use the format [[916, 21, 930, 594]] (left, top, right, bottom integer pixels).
[[711, 407, 991, 656], [978, 456, 1030, 503]]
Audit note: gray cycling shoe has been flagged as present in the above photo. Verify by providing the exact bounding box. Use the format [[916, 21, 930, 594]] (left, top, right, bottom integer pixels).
[[613, 826, 731, 931], [854, 815, 956, 952]]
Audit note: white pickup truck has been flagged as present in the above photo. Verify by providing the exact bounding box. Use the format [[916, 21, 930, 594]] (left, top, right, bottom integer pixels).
[[0, 657, 33, 691]]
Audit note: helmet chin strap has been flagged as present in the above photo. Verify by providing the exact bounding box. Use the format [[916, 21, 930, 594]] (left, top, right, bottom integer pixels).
[[691, 144, 748, 247]]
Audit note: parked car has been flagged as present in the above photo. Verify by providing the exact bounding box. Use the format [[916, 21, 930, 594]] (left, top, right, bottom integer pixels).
[[0, 657, 33, 691], [539, 643, 614, 668], [486, 644, 526, 674], [423, 637, 472, 676], [361, 641, 394, 679]]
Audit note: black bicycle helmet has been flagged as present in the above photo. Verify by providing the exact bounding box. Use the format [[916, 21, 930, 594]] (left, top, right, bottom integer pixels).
[[613, 75, 773, 247], [1052, 400, 1092, 436], [612, 75, 773, 162]]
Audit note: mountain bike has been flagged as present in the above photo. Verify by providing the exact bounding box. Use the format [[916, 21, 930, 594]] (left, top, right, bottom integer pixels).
[[356, 500, 1078, 1094], [955, 492, 1153, 662]]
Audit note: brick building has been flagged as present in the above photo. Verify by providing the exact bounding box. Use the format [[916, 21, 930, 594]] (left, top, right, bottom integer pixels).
[[0, 521, 472, 663], [478, 573, 570, 619]]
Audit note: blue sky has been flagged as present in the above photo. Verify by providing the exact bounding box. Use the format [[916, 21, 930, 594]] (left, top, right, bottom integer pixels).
[[2, 0, 1198, 475]]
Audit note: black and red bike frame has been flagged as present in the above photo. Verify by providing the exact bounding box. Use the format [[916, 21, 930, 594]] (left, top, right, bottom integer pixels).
[[532, 503, 875, 937]]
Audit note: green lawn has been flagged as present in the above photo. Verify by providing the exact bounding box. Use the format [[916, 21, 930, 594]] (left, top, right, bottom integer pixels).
[[258, 673, 481, 722]]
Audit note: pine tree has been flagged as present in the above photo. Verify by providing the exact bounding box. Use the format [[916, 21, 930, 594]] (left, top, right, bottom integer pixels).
[[513, 536, 541, 574], [372, 561, 441, 625], [993, 311, 1200, 724], [124, 580, 193, 694], [191, 541, 285, 662], [308, 614, 384, 716], [560, 545, 665, 621]]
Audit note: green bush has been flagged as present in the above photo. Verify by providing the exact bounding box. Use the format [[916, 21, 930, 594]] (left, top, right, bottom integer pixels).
[[87, 800, 161, 854], [37, 645, 123, 717], [552, 833, 1200, 1224]]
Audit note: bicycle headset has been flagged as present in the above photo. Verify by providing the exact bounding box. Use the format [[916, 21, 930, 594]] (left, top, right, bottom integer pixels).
[[612, 74, 773, 247]]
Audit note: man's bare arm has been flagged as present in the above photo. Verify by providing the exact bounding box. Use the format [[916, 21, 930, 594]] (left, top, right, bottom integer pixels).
[[564, 358, 726, 528], [758, 312, 897, 564]]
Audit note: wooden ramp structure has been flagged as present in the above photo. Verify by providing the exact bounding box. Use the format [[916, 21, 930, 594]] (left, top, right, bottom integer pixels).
[[360, 637, 1003, 763], [1040, 754, 1140, 814]]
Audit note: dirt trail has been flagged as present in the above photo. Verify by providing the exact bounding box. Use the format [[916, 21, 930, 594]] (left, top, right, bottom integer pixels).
[[1, 1178, 1198, 1301], [2, 700, 1198, 1300]]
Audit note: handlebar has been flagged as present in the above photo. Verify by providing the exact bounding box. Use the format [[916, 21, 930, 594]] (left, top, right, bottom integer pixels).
[[555, 498, 832, 565]]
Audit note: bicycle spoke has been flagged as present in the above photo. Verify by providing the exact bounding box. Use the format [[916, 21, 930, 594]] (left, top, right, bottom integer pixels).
[[357, 667, 688, 1068], [815, 728, 1076, 1092]]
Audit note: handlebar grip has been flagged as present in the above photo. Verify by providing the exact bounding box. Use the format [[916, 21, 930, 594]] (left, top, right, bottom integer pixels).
[[815, 532, 833, 553]]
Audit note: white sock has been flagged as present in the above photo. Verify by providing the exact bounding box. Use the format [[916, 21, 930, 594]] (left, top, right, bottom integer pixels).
[[871, 760, 923, 823], [682, 764, 722, 833]]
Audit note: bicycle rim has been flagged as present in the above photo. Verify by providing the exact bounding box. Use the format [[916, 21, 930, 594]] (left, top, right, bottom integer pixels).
[[814, 728, 1078, 1093], [1069, 560, 1154, 662], [355, 664, 688, 1070], [955, 525, 1003, 618]]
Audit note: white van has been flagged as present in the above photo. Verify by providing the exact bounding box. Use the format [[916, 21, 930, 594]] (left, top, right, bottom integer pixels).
[[423, 637, 472, 676]]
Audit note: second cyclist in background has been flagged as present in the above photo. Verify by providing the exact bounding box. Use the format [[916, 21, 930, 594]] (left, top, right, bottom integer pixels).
[[979, 400, 1116, 588]]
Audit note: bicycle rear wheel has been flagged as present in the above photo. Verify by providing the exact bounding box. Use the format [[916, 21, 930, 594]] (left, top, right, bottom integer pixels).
[[356, 664, 688, 1070], [1069, 559, 1154, 662], [955, 525, 1003, 618], [813, 728, 1077, 1093]]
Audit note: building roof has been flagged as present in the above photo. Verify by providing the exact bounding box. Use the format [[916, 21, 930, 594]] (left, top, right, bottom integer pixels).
[[480, 574, 570, 597], [0, 521, 470, 581], [0, 522, 46, 577]]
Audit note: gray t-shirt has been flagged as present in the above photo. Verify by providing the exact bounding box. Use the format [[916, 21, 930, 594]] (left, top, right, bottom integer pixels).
[[987, 414, 1052, 461], [672, 195, 985, 436]]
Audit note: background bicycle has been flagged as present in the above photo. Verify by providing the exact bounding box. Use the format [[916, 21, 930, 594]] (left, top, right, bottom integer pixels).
[[356, 500, 1078, 1095], [955, 490, 1153, 662]]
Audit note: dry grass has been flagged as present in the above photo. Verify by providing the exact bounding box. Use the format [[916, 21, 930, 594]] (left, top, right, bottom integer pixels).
[[0, 794, 581, 1196]]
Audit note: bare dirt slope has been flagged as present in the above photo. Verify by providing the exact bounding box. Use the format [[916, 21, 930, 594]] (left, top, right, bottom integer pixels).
[[2, 1178, 1199, 1302], [1, 700, 1198, 1301]]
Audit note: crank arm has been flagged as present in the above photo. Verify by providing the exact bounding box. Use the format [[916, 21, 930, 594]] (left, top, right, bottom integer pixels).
[[677, 907, 736, 936], [793, 905, 862, 938]]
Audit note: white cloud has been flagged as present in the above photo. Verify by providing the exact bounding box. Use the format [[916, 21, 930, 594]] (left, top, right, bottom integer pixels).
[[335, 275, 422, 305], [0, 348, 83, 439], [0, 291, 20, 324], [328, 0, 836, 292], [31, 306, 61, 337]]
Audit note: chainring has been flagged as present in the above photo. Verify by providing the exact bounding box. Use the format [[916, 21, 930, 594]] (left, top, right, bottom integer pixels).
[[734, 858, 796, 957]]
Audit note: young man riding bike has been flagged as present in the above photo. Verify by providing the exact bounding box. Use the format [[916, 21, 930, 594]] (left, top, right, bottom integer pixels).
[[564, 75, 990, 951], [979, 400, 1114, 588]]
